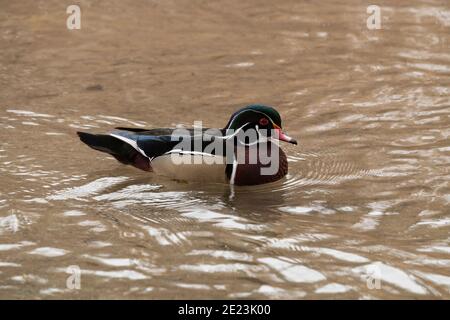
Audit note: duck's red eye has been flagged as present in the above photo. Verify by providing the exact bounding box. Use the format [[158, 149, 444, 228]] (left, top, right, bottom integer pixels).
[[259, 118, 269, 126]]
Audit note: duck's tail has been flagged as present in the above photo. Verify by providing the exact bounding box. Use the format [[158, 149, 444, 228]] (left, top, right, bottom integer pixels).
[[77, 132, 151, 171]]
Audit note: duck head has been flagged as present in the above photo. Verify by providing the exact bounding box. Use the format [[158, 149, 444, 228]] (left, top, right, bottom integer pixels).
[[224, 104, 297, 145]]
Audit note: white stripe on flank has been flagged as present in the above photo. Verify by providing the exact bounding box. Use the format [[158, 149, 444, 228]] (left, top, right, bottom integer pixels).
[[166, 149, 218, 157], [229, 156, 238, 185], [109, 133, 148, 158], [229, 184, 235, 200]]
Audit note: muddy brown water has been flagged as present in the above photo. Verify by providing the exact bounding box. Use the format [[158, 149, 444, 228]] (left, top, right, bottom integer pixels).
[[0, 0, 449, 299]]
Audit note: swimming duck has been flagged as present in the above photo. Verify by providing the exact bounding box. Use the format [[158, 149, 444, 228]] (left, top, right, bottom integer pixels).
[[77, 104, 297, 185]]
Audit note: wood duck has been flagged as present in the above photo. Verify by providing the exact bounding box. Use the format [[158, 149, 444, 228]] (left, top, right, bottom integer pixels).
[[77, 105, 297, 186]]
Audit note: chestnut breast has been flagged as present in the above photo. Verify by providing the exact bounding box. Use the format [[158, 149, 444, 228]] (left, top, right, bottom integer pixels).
[[232, 142, 288, 186]]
